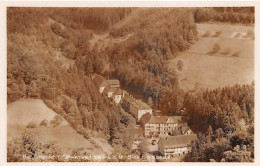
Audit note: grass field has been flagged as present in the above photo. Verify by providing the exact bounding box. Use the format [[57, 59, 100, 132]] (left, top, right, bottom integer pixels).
[[7, 99, 68, 126], [7, 99, 113, 155], [169, 23, 254, 91]]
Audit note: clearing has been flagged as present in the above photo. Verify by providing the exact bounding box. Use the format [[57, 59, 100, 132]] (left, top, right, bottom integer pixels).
[[169, 23, 254, 91], [7, 99, 113, 155]]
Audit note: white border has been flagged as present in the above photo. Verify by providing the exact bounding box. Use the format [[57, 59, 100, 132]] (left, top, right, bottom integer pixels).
[[0, 1, 259, 166]]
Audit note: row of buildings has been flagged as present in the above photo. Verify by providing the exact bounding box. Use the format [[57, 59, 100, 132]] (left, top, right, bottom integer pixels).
[[123, 93, 153, 121], [92, 74, 124, 104], [144, 116, 196, 157], [92, 74, 196, 158], [158, 134, 197, 157], [92, 74, 153, 121], [133, 115, 197, 157], [144, 116, 193, 137]]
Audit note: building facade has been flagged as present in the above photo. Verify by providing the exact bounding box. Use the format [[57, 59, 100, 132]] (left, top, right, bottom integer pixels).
[[144, 116, 187, 137], [158, 134, 197, 157]]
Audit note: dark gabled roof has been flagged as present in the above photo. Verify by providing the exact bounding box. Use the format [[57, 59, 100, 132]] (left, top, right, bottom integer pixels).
[[103, 85, 115, 93], [166, 116, 183, 123], [159, 134, 197, 148], [123, 93, 135, 103], [113, 89, 123, 95], [182, 125, 192, 133], [136, 100, 151, 110], [147, 116, 183, 124], [122, 90, 129, 96], [148, 116, 169, 124], [100, 80, 109, 87], [108, 79, 120, 85]]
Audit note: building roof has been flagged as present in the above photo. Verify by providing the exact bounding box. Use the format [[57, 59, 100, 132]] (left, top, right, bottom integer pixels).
[[159, 134, 197, 149], [147, 116, 183, 124], [114, 89, 123, 95], [103, 85, 115, 93], [136, 100, 151, 110], [154, 110, 163, 116], [100, 80, 109, 87], [182, 125, 192, 133], [123, 93, 136, 103], [148, 116, 168, 124], [133, 127, 144, 139], [127, 125, 144, 139], [167, 116, 183, 123], [108, 79, 120, 85], [123, 94, 152, 111]]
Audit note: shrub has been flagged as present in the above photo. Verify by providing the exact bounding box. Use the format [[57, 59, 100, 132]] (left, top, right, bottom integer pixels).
[[26, 121, 37, 128], [235, 33, 241, 38], [208, 43, 220, 55], [39, 119, 48, 127], [51, 22, 62, 35], [50, 115, 63, 127], [212, 31, 222, 37], [177, 60, 184, 71], [202, 31, 211, 37], [232, 51, 240, 57]]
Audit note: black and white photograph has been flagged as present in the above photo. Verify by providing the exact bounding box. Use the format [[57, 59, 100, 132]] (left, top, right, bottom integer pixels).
[[0, 1, 259, 164]]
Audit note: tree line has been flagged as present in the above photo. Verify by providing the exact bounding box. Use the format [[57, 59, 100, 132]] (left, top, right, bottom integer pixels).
[[7, 7, 254, 161], [183, 83, 254, 162]]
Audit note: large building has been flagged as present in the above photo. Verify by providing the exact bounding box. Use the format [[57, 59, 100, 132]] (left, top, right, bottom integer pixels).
[[158, 134, 197, 157], [113, 89, 124, 104], [128, 126, 144, 150], [92, 74, 124, 104], [124, 94, 152, 121], [108, 79, 120, 89], [92, 74, 106, 93], [144, 116, 190, 137], [92, 74, 120, 94]]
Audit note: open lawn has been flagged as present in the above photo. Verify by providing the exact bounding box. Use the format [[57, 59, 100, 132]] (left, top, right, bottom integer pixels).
[[8, 125, 103, 155], [169, 23, 254, 91], [7, 99, 113, 155], [7, 99, 68, 127]]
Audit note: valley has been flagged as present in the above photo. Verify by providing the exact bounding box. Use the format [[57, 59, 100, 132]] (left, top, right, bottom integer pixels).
[[6, 7, 255, 162]]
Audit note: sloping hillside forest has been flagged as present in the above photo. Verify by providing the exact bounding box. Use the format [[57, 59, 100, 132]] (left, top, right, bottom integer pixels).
[[192, 7, 254, 24], [7, 7, 254, 162]]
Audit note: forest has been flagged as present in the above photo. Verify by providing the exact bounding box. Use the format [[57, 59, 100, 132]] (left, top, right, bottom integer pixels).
[[192, 7, 254, 24], [7, 7, 254, 162], [183, 84, 254, 161]]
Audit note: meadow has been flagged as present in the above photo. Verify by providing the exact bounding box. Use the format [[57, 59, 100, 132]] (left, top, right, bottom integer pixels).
[[169, 23, 254, 91], [7, 99, 112, 155]]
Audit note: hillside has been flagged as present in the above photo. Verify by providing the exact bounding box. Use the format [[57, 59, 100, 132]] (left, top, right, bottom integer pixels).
[[7, 7, 198, 161], [169, 23, 254, 91], [7, 99, 112, 156], [7, 7, 197, 128], [7, 7, 254, 162], [8, 99, 68, 127]]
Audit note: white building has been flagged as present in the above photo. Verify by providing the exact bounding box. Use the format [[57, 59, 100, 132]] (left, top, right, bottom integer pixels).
[[113, 89, 124, 104], [144, 116, 186, 137], [124, 96, 152, 121], [137, 106, 152, 120], [99, 81, 109, 93], [158, 134, 197, 157]]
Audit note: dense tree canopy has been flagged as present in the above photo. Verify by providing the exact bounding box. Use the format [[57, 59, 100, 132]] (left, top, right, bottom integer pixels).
[[7, 7, 254, 161]]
